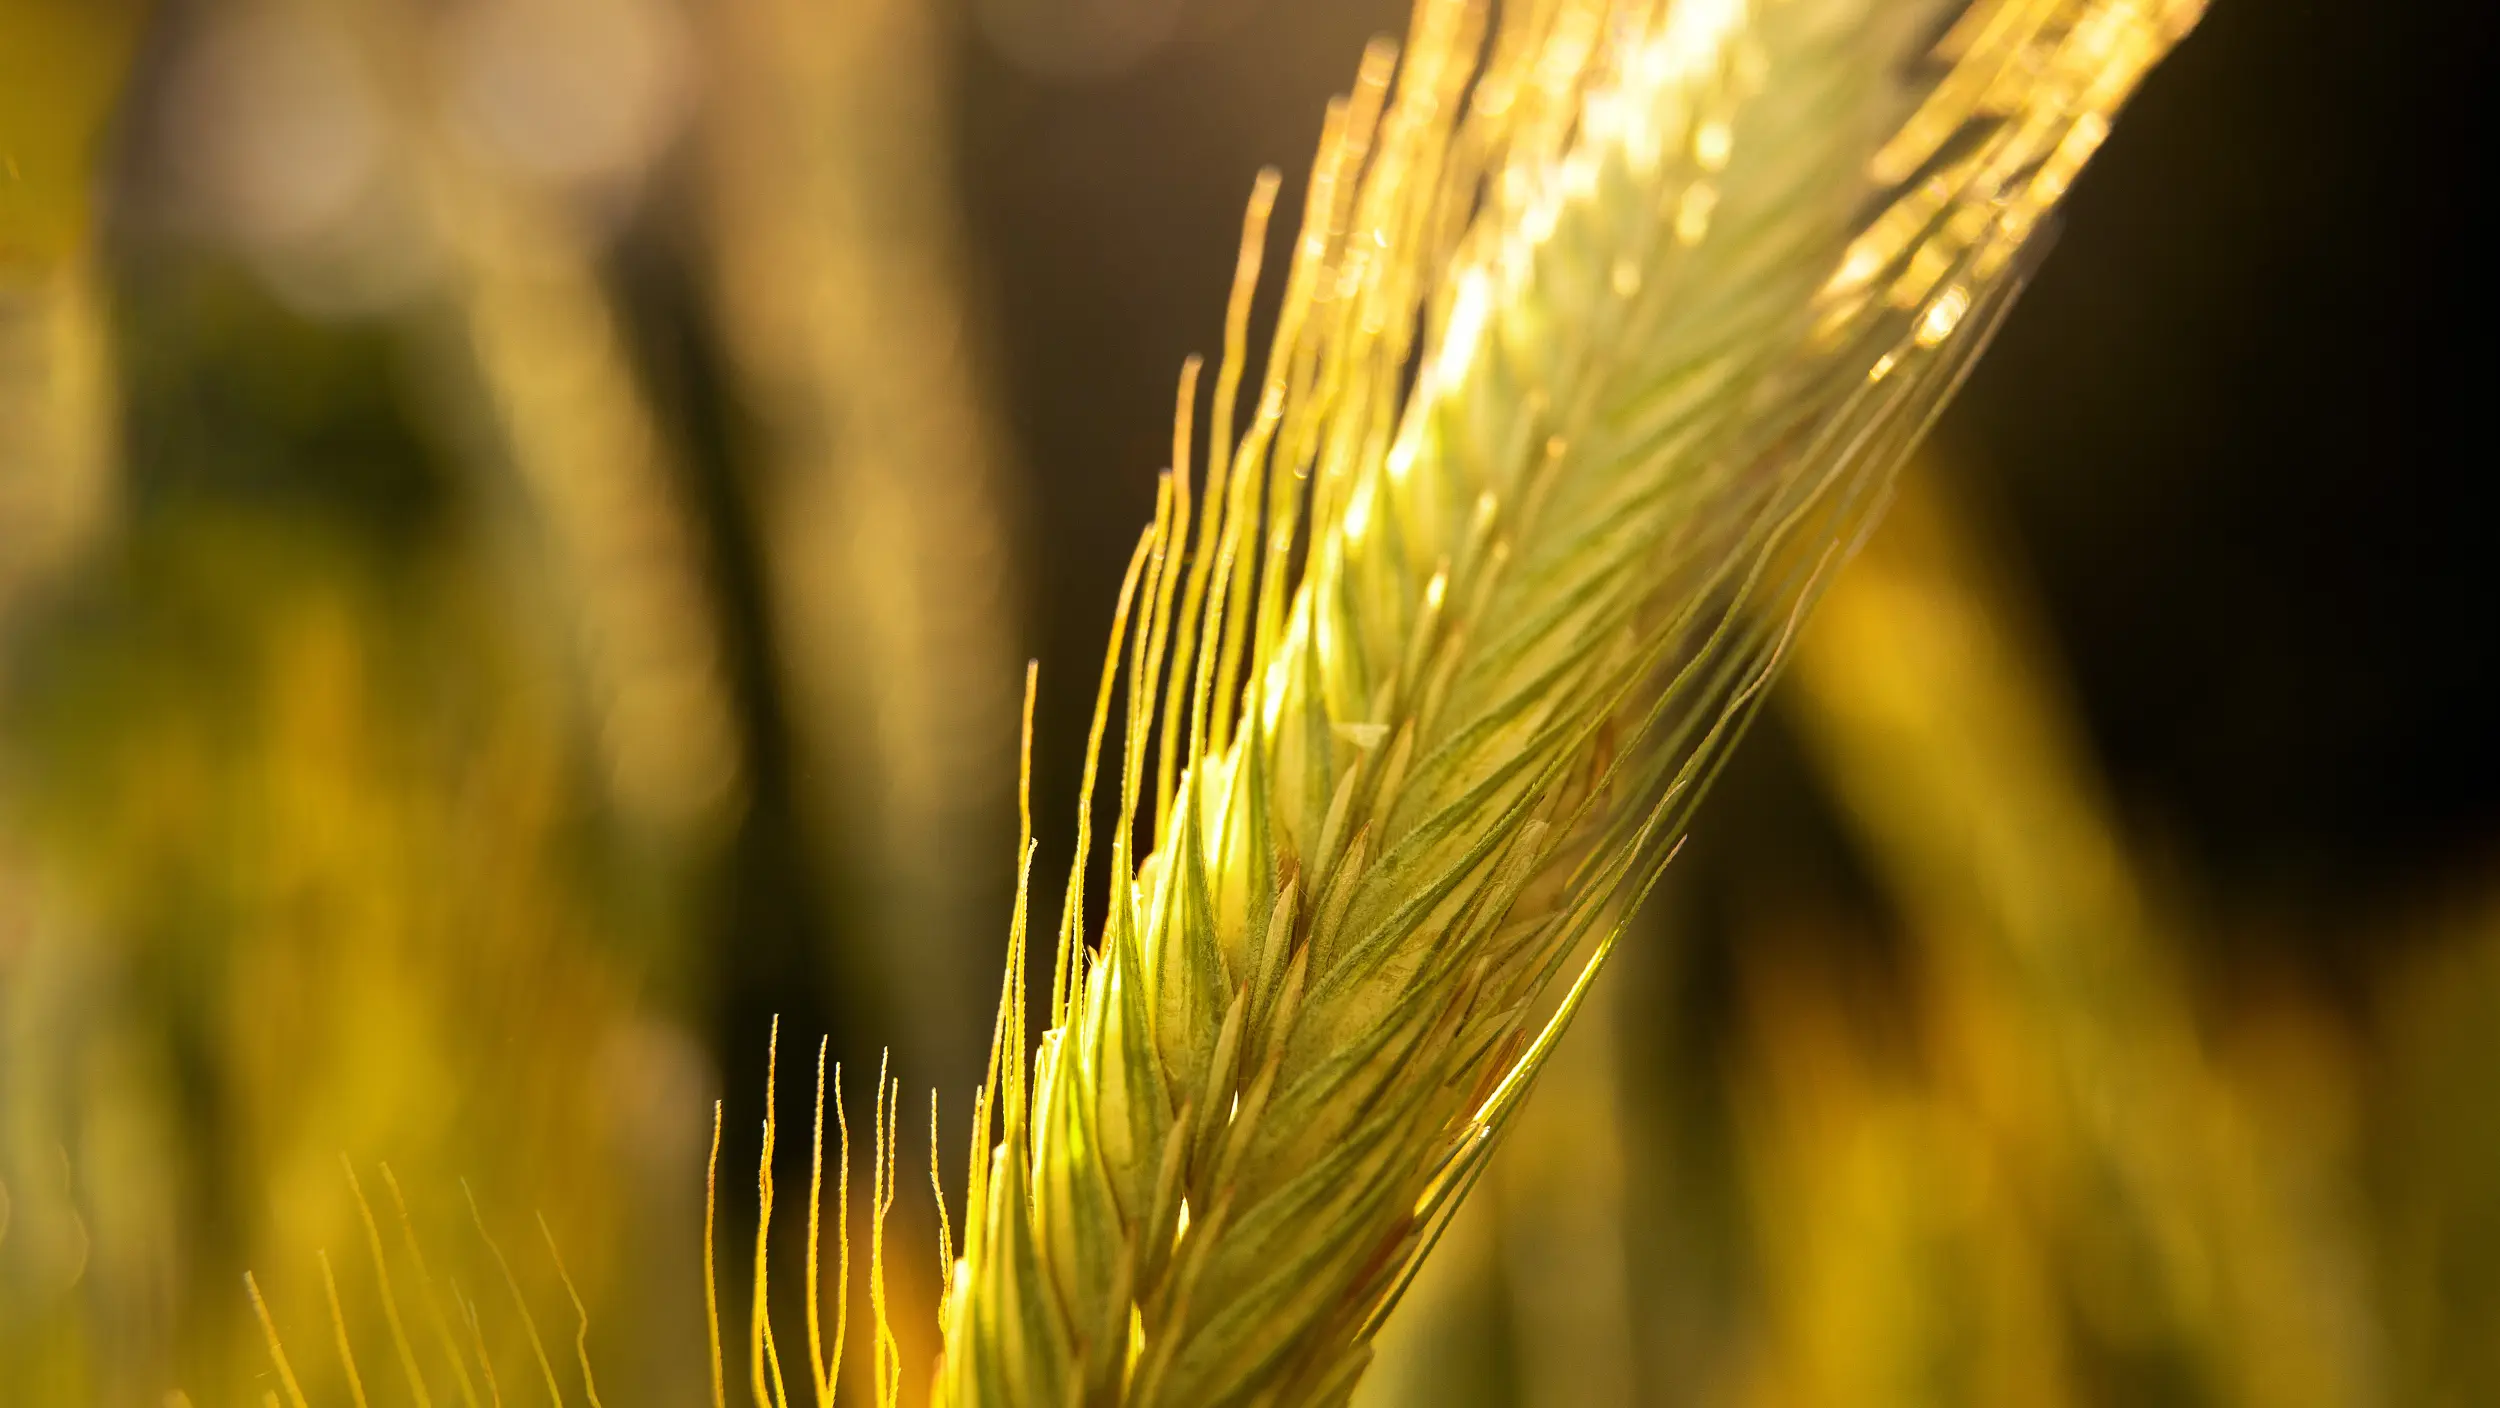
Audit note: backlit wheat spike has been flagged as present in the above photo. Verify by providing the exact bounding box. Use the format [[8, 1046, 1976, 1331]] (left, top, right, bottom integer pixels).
[[941, 0, 2200, 1404]]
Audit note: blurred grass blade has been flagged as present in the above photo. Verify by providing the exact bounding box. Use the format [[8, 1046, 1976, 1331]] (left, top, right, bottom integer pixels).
[[336, 0, 746, 836], [1783, 472, 2379, 1406], [699, 0, 1028, 1086]]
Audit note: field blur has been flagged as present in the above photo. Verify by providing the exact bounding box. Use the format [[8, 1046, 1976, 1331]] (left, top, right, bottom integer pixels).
[[0, 1, 2481, 1405]]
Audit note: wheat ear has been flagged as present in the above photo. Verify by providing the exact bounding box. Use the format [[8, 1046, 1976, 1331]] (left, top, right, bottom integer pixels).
[[939, 0, 2200, 1403]]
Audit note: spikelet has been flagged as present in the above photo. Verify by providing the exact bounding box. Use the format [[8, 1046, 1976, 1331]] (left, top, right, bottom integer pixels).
[[941, 0, 2201, 1403]]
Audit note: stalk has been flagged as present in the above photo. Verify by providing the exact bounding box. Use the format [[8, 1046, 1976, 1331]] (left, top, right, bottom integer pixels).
[[941, 1, 2201, 1403], [1785, 475, 2378, 1404]]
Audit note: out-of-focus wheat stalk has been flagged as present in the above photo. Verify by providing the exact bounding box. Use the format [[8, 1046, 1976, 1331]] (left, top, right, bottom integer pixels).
[[3, 526, 701, 1402], [939, 1, 2200, 1402], [417, 157, 747, 837], [1783, 474, 2379, 1406], [331, 0, 745, 836], [3, 9, 146, 1400], [1725, 917, 2078, 1408], [2376, 897, 2500, 1406], [5, 7, 726, 1398], [0, 259, 115, 625], [698, 0, 1026, 1076], [0, 0, 134, 633]]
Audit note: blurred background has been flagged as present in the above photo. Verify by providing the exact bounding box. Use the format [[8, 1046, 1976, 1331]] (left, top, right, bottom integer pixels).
[[0, 0, 2481, 1404]]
